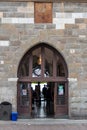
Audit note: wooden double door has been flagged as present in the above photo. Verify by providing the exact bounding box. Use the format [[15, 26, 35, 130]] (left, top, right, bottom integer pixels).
[[17, 81, 68, 118], [17, 43, 68, 118]]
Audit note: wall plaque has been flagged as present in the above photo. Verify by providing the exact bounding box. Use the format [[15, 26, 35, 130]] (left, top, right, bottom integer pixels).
[[34, 2, 52, 23]]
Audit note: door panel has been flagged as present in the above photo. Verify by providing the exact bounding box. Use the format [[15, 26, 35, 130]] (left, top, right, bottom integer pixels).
[[54, 82, 68, 117], [17, 82, 32, 118]]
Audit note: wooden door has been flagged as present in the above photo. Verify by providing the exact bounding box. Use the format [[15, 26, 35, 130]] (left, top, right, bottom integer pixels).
[[17, 82, 32, 118], [17, 43, 68, 118], [54, 82, 68, 118]]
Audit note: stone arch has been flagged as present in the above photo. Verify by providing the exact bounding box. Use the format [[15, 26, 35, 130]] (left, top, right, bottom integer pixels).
[[17, 42, 69, 118], [17, 42, 68, 78]]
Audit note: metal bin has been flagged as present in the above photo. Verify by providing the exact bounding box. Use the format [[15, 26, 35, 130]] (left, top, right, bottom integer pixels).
[[0, 101, 12, 120]]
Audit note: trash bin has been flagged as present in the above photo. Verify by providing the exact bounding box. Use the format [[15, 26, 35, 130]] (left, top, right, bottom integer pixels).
[[0, 101, 12, 120], [11, 112, 18, 121]]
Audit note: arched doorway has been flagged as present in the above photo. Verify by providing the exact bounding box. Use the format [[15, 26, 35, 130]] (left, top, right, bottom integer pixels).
[[17, 43, 68, 118]]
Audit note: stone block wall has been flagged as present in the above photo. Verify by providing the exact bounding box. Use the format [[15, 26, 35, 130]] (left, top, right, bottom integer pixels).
[[0, 1, 87, 118]]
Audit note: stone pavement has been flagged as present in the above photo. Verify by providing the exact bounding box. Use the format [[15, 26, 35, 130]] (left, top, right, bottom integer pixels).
[[0, 119, 87, 130]]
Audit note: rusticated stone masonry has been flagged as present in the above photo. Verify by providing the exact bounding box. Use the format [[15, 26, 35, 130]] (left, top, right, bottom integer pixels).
[[0, 1, 87, 118]]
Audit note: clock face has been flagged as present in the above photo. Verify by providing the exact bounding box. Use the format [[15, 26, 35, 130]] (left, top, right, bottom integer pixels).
[[34, 68, 41, 76], [33, 67, 41, 77], [33, 66, 49, 77]]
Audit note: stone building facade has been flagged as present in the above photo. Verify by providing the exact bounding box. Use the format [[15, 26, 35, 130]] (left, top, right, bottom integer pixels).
[[0, 0, 87, 119]]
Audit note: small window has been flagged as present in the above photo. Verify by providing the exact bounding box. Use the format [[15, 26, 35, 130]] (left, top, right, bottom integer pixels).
[[34, 2, 52, 23]]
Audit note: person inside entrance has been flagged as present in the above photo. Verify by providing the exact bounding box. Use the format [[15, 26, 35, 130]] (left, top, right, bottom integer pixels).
[[31, 82, 54, 118]]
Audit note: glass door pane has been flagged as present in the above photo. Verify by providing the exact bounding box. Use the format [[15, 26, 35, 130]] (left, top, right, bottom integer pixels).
[[19, 56, 29, 77], [54, 82, 68, 117], [57, 83, 65, 105], [17, 82, 32, 118], [44, 47, 53, 77], [56, 56, 65, 76], [32, 47, 42, 77], [20, 83, 29, 106]]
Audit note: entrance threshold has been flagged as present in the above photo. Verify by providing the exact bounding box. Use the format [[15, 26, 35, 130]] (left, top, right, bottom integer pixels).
[[13, 118, 87, 125]]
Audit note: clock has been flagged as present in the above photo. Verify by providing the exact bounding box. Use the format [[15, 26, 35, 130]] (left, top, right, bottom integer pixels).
[[33, 66, 41, 77], [34, 68, 41, 76], [33, 66, 49, 77]]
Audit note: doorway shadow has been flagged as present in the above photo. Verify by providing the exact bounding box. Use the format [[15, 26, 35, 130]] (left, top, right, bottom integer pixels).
[[31, 82, 54, 118]]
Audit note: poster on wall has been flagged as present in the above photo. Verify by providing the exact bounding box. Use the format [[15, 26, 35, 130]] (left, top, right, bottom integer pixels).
[[22, 89, 27, 96]]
